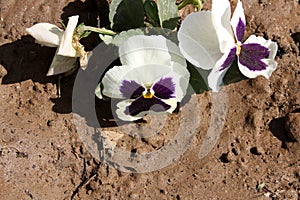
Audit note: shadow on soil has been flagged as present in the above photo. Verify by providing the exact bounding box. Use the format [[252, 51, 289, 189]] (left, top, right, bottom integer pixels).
[[268, 114, 297, 148], [0, 0, 107, 116], [0, 36, 57, 84]]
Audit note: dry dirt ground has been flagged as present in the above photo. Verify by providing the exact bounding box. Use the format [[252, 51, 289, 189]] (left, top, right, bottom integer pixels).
[[0, 0, 299, 199]]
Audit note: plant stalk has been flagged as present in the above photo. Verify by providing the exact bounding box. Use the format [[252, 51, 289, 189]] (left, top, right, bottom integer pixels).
[[82, 26, 117, 36]]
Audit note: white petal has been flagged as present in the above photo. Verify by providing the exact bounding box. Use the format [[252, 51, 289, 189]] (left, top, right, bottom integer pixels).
[[128, 63, 189, 101], [169, 62, 190, 101], [207, 49, 234, 92], [102, 65, 134, 99], [102, 64, 172, 99], [102, 63, 190, 102], [160, 98, 178, 113], [178, 11, 223, 70], [119, 35, 172, 67], [165, 38, 187, 68], [212, 0, 235, 52], [116, 98, 177, 121], [238, 58, 277, 79], [208, 67, 229, 92], [99, 34, 113, 45], [238, 35, 278, 78], [244, 35, 278, 59], [95, 83, 103, 99], [79, 51, 92, 70], [47, 53, 77, 76], [102, 65, 172, 99], [230, 0, 246, 42], [57, 15, 79, 57], [26, 23, 63, 47], [116, 100, 147, 121]]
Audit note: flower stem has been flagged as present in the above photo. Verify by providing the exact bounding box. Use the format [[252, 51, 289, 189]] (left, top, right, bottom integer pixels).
[[81, 25, 117, 36]]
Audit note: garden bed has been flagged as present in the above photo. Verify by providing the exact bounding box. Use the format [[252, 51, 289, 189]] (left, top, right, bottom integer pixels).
[[0, 0, 299, 199]]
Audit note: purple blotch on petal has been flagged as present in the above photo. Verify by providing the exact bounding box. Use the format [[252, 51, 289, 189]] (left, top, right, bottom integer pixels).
[[236, 18, 245, 42], [152, 77, 175, 99], [239, 43, 270, 71], [125, 96, 171, 116], [120, 80, 144, 99], [220, 47, 237, 71]]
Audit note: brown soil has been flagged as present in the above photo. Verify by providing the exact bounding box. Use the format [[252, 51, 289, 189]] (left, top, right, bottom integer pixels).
[[0, 0, 299, 199]]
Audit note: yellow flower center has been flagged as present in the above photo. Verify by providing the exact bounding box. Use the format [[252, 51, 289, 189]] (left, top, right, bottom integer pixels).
[[236, 44, 242, 56], [143, 90, 154, 99], [142, 85, 154, 99]]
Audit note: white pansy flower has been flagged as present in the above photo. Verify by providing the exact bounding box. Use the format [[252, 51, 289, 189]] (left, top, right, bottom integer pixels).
[[178, 0, 278, 92], [26, 15, 90, 76], [98, 35, 190, 121]]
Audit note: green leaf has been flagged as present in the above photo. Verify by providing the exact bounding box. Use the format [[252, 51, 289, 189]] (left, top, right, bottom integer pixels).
[[100, 29, 145, 46], [223, 58, 248, 85], [144, 0, 160, 27], [157, 0, 179, 30], [187, 62, 209, 94], [109, 0, 145, 32], [177, 0, 205, 11]]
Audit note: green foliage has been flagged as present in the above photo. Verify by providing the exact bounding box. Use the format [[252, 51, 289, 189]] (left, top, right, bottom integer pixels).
[[108, 0, 180, 31], [187, 62, 209, 94], [144, 0, 160, 27], [157, 0, 179, 30], [177, 0, 205, 11], [109, 0, 145, 32]]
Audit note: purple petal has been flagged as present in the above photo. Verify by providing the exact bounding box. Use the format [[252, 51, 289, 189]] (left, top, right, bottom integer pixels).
[[120, 80, 144, 99], [152, 77, 175, 99], [220, 46, 237, 71], [125, 96, 171, 116], [236, 18, 245, 42], [239, 43, 270, 71]]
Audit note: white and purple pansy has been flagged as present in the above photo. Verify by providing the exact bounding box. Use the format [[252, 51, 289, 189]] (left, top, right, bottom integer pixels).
[[178, 0, 278, 92], [99, 35, 190, 121]]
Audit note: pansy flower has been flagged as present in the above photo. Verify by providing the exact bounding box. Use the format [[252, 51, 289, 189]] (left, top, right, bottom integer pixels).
[[99, 35, 190, 121], [178, 0, 278, 91], [26, 15, 90, 75]]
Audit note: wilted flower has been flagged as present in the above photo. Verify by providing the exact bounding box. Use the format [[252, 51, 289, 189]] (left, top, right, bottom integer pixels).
[[178, 0, 278, 91], [26, 15, 90, 75], [98, 35, 190, 121]]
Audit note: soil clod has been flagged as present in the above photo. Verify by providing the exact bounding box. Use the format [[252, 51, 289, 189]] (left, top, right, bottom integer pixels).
[[285, 112, 300, 142]]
